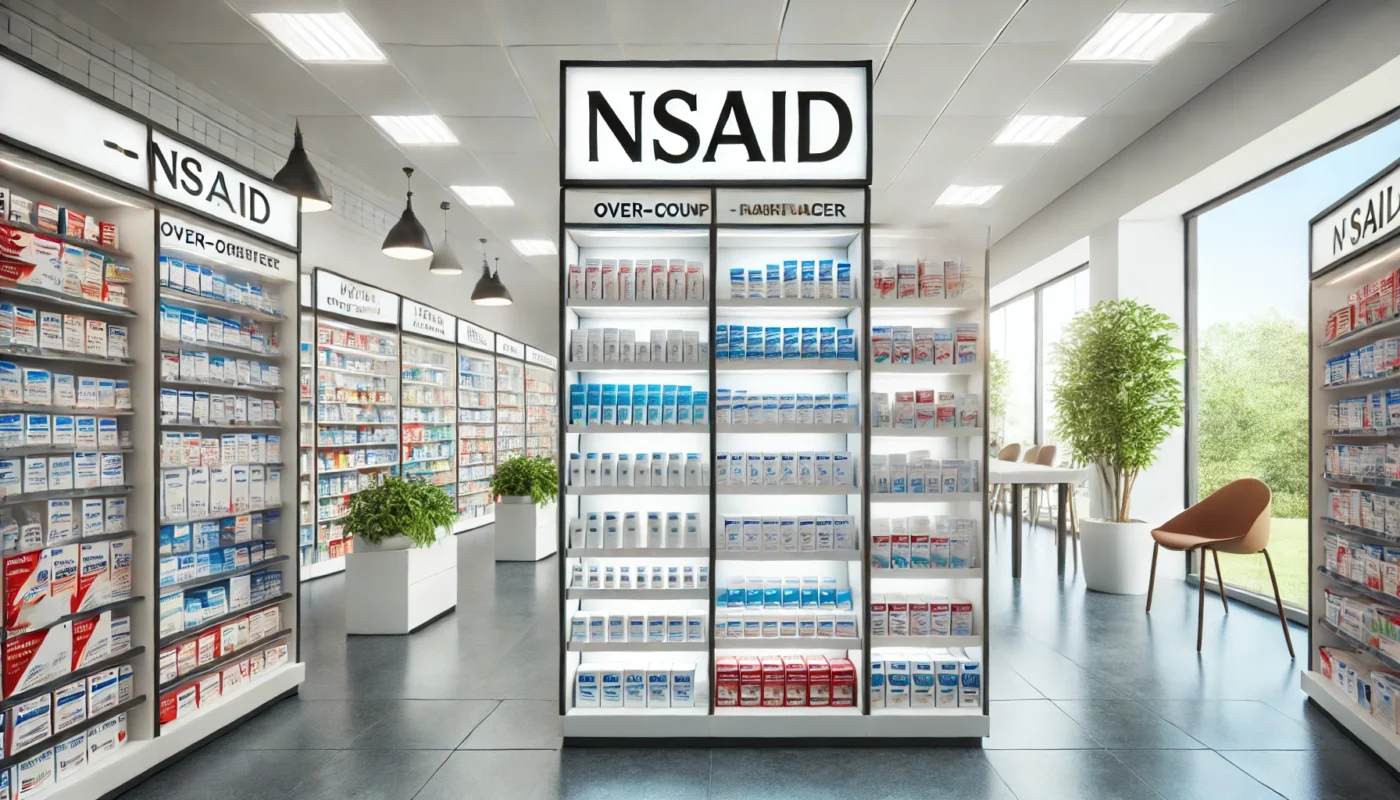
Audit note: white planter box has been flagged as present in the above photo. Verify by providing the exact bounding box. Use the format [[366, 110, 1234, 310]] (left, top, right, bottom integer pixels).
[[1081, 518, 1155, 595], [495, 497, 557, 561], [345, 528, 457, 634]]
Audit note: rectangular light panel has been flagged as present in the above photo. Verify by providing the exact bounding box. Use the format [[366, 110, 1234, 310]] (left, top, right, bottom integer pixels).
[[1072, 13, 1212, 62], [512, 239, 557, 256], [994, 115, 1085, 146], [371, 115, 459, 146], [251, 12, 385, 63], [452, 186, 514, 206], [935, 185, 1003, 207]]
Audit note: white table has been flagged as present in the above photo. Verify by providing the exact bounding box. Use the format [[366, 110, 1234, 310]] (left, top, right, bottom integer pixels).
[[989, 461, 1092, 579]]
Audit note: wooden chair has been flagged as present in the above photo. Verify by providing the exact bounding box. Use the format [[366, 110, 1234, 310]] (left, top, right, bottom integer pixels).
[[1026, 444, 1058, 528], [987, 443, 1022, 515], [1146, 478, 1293, 656]]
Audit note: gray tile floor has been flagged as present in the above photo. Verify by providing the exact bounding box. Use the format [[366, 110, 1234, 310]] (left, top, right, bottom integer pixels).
[[118, 517, 1400, 799]]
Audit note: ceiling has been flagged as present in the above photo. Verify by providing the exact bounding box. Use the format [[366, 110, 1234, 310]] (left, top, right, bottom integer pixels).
[[53, 0, 1326, 281]]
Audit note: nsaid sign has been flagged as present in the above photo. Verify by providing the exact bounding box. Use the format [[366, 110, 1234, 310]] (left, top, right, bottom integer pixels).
[[562, 63, 870, 184]]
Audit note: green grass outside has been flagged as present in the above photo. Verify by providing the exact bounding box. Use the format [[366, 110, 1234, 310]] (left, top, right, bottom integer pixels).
[[1212, 517, 1307, 610]]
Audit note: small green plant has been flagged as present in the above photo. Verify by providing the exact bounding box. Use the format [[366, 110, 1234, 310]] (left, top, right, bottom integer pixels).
[[1052, 299, 1183, 523], [343, 476, 455, 548], [490, 455, 558, 508]]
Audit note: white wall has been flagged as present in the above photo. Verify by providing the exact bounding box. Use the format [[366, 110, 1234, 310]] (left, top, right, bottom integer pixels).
[[301, 212, 559, 353], [991, 0, 1400, 284]]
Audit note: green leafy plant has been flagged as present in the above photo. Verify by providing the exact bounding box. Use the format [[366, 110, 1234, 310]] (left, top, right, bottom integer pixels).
[[490, 455, 558, 508], [987, 349, 1010, 447], [343, 476, 455, 548], [1051, 299, 1183, 523]]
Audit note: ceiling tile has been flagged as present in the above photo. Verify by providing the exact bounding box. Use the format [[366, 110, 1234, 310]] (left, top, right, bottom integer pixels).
[[943, 43, 1072, 116], [873, 115, 933, 186], [157, 44, 355, 116], [873, 44, 982, 116], [897, 0, 1022, 45], [609, 0, 784, 45], [997, 0, 1120, 45], [507, 44, 626, 136], [1019, 62, 1153, 117], [777, 43, 887, 71], [1192, 0, 1326, 43], [341, 0, 499, 45], [779, 0, 909, 45], [306, 64, 428, 116], [296, 115, 404, 166], [403, 147, 496, 187], [481, 0, 616, 45], [887, 115, 1005, 188], [1096, 41, 1254, 117], [385, 45, 538, 117], [93, 0, 267, 44], [619, 44, 776, 60], [1118, 0, 1235, 12], [446, 118, 555, 153], [953, 145, 1049, 185]]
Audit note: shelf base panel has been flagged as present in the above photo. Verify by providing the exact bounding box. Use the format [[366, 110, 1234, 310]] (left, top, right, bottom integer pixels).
[[562, 708, 988, 740]]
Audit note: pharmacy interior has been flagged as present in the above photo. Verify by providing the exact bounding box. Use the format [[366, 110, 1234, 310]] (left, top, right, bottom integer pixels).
[[558, 62, 988, 737]]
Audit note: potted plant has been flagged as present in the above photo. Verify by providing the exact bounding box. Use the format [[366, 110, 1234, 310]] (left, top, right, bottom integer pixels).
[[343, 476, 456, 552], [1052, 299, 1183, 594], [490, 455, 559, 561]]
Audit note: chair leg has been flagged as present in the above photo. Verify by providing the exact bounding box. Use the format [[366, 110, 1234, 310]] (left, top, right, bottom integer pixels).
[[1146, 542, 1159, 613], [1263, 549, 1295, 659], [1211, 549, 1229, 613], [1070, 495, 1079, 571], [1197, 548, 1207, 652]]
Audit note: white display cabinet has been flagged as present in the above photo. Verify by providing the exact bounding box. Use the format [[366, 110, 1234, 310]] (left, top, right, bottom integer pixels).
[[526, 347, 559, 459], [1305, 159, 1400, 771], [456, 320, 497, 531], [495, 336, 526, 464], [399, 300, 458, 511]]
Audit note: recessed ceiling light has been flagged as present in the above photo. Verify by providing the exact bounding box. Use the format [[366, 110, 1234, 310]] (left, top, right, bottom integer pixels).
[[452, 186, 514, 206], [512, 239, 557, 256], [935, 185, 1003, 207], [371, 115, 458, 146], [1073, 12, 1211, 62], [251, 12, 385, 63], [994, 115, 1085, 146]]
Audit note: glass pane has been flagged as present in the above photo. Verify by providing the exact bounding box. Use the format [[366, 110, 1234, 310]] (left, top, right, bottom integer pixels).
[[995, 295, 1036, 454], [1194, 116, 1400, 609], [1040, 269, 1089, 463]]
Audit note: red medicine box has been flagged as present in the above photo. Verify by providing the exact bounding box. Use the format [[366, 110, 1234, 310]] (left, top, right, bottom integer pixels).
[[783, 655, 808, 707], [738, 656, 762, 707], [830, 657, 856, 707], [715, 657, 739, 707], [760, 656, 784, 707], [806, 655, 831, 707]]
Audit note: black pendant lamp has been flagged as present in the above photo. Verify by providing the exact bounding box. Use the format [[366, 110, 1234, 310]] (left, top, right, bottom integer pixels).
[[381, 167, 434, 260], [427, 201, 463, 276], [273, 122, 332, 213], [471, 239, 513, 306]]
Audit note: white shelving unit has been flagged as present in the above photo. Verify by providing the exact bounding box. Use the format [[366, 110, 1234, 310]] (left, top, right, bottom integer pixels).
[[1304, 166, 1400, 772], [526, 347, 559, 459], [456, 320, 497, 531], [399, 300, 458, 518], [495, 336, 526, 463]]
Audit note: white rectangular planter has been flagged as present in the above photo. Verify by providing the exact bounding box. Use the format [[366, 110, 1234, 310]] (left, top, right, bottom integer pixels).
[[495, 497, 558, 561], [345, 531, 457, 634]]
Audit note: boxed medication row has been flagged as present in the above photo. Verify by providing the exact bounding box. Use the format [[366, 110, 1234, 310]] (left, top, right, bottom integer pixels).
[[569, 328, 706, 364], [3, 609, 132, 697], [871, 259, 968, 301], [160, 348, 281, 390], [315, 425, 396, 446], [716, 389, 858, 425], [4, 544, 133, 633], [5, 657, 133, 755], [1324, 337, 1400, 387], [871, 324, 978, 365], [1, 189, 120, 249], [159, 464, 282, 521], [1317, 646, 1400, 736], [718, 515, 857, 552], [714, 608, 858, 639], [568, 511, 705, 550], [872, 390, 979, 429], [1324, 444, 1394, 480], [1, 498, 126, 552], [716, 655, 855, 708], [158, 569, 284, 637], [1, 711, 129, 799], [1326, 487, 1400, 534], [0, 224, 130, 312], [316, 445, 395, 472], [1327, 391, 1400, 430], [158, 606, 282, 684], [568, 382, 709, 427], [1324, 528, 1400, 596], [575, 662, 695, 709], [569, 610, 705, 644], [871, 454, 980, 495], [0, 452, 124, 496], [871, 648, 980, 709], [718, 576, 853, 611], [1323, 268, 1400, 343], [0, 308, 129, 360], [871, 594, 975, 637], [0, 367, 132, 412], [159, 256, 283, 317], [159, 302, 279, 356], [317, 323, 397, 357], [159, 642, 289, 726], [871, 516, 978, 569], [1323, 586, 1400, 659], [567, 452, 710, 487], [160, 432, 281, 469], [568, 258, 705, 302], [715, 324, 857, 361], [726, 260, 853, 300], [158, 533, 277, 589], [159, 388, 280, 427], [569, 563, 709, 590], [0, 414, 125, 451], [716, 451, 856, 487]]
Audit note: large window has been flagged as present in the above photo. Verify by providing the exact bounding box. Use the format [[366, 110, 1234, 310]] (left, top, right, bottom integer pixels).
[[1191, 114, 1400, 610], [990, 267, 1089, 460]]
